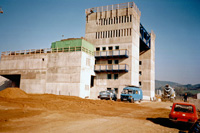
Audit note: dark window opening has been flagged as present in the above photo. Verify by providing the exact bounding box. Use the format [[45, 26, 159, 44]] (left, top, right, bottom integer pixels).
[[107, 74, 112, 79], [96, 47, 100, 51], [115, 46, 119, 50], [108, 60, 112, 64], [139, 61, 142, 65], [139, 81, 142, 86], [114, 60, 119, 64], [108, 47, 113, 50], [42, 58, 44, 61], [114, 74, 118, 79], [114, 88, 118, 94], [107, 88, 111, 91], [90, 76, 95, 87], [139, 71, 142, 76], [102, 47, 106, 51]]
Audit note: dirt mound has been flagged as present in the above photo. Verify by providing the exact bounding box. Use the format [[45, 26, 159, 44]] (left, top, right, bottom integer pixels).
[[0, 87, 28, 99]]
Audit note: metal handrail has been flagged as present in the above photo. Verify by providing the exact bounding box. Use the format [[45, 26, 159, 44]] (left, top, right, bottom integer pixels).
[[1, 46, 94, 56], [95, 49, 128, 57], [85, 2, 141, 16]]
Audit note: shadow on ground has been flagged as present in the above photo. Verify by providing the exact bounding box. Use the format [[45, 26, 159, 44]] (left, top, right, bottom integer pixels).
[[146, 117, 193, 132]]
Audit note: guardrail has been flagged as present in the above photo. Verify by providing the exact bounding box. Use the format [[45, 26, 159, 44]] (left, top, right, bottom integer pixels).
[[95, 49, 128, 58], [1, 46, 94, 56], [85, 2, 141, 16], [95, 64, 128, 72]]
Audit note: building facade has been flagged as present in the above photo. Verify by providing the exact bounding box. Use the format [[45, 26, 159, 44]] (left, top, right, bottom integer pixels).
[[0, 2, 155, 100], [85, 2, 156, 100], [0, 39, 95, 98]]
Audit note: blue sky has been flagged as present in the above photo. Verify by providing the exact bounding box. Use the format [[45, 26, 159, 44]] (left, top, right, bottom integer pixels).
[[0, 0, 199, 85]]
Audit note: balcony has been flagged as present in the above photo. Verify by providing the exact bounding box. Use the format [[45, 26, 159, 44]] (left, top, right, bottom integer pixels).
[[95, 49, 129, 59], [95, 64, 128, 73]]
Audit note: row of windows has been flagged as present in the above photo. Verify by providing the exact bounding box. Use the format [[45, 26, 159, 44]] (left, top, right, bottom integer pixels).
[[96, 46, 119, 51], [96, 28, 132, 39], [107, 74, 118, 80], [96, 60, 119, 65], [97, 15, 133, 26]]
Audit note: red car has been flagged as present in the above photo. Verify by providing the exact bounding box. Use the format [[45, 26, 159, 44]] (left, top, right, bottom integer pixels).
[[169, 102, 198, 123]]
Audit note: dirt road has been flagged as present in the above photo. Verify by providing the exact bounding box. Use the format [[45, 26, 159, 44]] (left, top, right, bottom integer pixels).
[[0, 88, 196, 133]]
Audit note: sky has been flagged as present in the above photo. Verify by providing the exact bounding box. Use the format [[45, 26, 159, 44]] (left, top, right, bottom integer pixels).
[[0, 0, 199, 85]]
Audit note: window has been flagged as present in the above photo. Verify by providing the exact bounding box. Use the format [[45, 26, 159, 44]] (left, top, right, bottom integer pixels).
[[114, 74, 118, 79], [108, 60, 112, 64], [108, 46, 113, 50], [115, 46, 119, 50], [130, 15, 132, 22], [107, 74, 112, 79], [107, 88, 111, 91], [102, 47, 106, 51], [139, 81, 142, 86], [114, 88, 118, 94], [96, 47, 100, 51], [114, 60, 119, 64], [139, 61, 142, 65], [139, 71, 142, 76]]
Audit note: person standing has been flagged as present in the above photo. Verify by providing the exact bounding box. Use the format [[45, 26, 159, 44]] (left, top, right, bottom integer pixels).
[[184, 93, 188, 102]]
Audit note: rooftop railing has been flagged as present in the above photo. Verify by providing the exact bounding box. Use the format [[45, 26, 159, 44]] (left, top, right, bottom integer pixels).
[[95, 49, 129, 59], [95, 64, 128, 73], [1, 46, 94, 56], [85, 2, 141, 16]]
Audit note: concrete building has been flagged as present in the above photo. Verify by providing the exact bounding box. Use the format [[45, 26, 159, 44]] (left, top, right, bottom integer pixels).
[[0, 39, 95, 98], [85, 2, 156, 100], [0, 2, 155, 100]]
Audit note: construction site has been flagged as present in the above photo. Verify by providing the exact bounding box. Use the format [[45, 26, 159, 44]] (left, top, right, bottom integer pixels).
[[0, 1, 199, 133], [0, 1, 155, 100]]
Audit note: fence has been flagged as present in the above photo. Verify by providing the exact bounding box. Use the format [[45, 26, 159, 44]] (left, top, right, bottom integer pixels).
[[1, 46, 94, 56]]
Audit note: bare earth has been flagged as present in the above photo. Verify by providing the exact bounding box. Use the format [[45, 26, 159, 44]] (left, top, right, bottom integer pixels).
[[0, 88, 197, 133]]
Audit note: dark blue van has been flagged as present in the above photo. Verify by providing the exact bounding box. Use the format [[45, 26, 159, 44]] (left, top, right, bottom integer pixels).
[[120, 86, 143, 103]]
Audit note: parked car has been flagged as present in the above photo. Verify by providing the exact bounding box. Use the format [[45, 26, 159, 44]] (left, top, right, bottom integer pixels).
[[98, 90, 117, 101], [120, 86, 143, 103], [169, 102, 198, 123]]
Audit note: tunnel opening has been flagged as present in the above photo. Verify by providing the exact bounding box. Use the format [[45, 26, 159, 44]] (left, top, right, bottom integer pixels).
[[0, 75, 21, 91]]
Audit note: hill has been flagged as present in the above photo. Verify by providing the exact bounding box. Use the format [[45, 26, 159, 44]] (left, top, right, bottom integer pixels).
[[155, 80, 200, 96]]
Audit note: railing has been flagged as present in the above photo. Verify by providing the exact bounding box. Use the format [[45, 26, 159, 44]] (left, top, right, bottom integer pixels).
[[95, 49, 128, 58], [95, 64, 128, 72], [85, 2, 141, 16], [1, 46, 94, 56]]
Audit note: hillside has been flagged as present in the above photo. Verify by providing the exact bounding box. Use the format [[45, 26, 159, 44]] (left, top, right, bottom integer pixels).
[[155, 80, 200, 96]]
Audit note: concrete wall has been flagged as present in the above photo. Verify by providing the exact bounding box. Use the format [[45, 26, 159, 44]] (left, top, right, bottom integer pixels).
[[85, 6, 141, 99], [0, 51, 95, 98], [139, 31, 156, 100]]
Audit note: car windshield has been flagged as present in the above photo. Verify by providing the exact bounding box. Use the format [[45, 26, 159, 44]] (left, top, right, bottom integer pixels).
[[122, 89, 137, 94], [174, 104, 194, 113]]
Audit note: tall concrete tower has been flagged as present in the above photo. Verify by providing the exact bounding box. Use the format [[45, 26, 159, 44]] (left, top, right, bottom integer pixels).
[[85, 2, 155, 100]]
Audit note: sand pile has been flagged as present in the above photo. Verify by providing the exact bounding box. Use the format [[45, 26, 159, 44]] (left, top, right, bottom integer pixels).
[[0, 87, 28, 99]]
